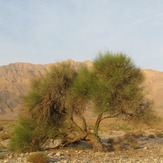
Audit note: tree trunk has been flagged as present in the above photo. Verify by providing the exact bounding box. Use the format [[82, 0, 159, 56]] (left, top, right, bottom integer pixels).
[[85, 133, 104, 152], [50, 132, 104, 152], [61, 132, 87, 147], [80, 116, 87, 131], [94, 113, 103, 136]]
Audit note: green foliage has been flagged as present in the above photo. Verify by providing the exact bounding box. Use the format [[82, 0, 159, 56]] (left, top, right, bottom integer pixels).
[[9, 116, 40, 152], [9, 116, 58, 152], [24, 63, 77, 122], [71, 66, 98, 99], [0, 152, 6, 159], [10, 52, 155, 152], [108, 123, 133, 131], [92, 52, 153, 122], [10, 63, 77, 152], [155, 131, 163, 138]]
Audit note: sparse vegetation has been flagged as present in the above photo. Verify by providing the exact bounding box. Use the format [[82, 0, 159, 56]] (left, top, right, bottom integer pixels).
[[26, 152, 48, 163], [148, 134, 155, 138], [10, 52, 155, 152], [107, 135, 139, 151], [155, 131, 163, 138], [124, 130, 145, 139], [124, 136, 139, 149], [9, 116, 54, 152], [0, 152, 6, 159], [0, 132, 10, 140], [108, 123, 134, 131], [0, 126, 4, 131]]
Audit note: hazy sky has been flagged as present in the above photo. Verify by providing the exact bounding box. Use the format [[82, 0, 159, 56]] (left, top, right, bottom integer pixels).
[[0, 0, 163, 71]]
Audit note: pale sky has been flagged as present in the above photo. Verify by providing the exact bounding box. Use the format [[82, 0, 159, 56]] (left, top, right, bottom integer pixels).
[[0, 0, 163, 71]]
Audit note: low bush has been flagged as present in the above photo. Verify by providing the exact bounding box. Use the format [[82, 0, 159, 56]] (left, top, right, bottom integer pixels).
[[0, 126, 4, 131], [9, 116, 59, 153], [108, 123, 134, 131], [124, 130, 144, 139], [148, 134, 155, 138], [9, 116, 45, 152], [124, 136, 139, 149], [0, 132, 10, 140], [155, 131, 163, 138], [113, 143, 124, 151], [0, 152, 6, 159], [26, 152, 48, 163]]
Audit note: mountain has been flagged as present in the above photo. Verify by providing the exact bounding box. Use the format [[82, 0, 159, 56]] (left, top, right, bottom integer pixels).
[[0, 61, 162, 120], [0, 60, 92, 120], [143, 69, 163, 116]]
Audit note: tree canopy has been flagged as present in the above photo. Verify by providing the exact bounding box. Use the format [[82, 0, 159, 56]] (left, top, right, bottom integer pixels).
[[10, 52, 155, 152]]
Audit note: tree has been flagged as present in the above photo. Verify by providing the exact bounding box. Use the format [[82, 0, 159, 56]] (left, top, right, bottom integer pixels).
[[91, 53, 154, 135], [10, 52, 154, 152]]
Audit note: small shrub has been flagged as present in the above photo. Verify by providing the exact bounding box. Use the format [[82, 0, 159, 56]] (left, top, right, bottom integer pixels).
[[134, 130, 144, 138], [0, 132, 10, 140], [107, 138, 114, 145], [119, 125, 133, 131], [0, 142, 6, 150], [148, 134, 155, 138], [0, 152, 6, 159], [0, 126, 4, 131], [155, 132, 163, 138], [9, 117, 43, 152], [124, 135, 139, 149], [124, 131, 144, 139], [107, 137, 126, 151], [9, 116, 59, 153], [113, 144, 124, 151], [26, 152, 48, 163], [113, 137, 124, 144], [108, 123, 133, 131]]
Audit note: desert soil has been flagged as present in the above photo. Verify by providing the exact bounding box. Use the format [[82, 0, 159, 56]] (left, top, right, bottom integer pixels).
[[1, 130, 163, 163]]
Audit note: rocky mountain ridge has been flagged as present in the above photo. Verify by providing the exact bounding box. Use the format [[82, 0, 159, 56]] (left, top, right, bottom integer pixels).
[[0, 60, 92, 119], [0, 61, 162, 120]]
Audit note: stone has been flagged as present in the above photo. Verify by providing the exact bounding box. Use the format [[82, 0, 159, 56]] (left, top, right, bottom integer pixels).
[[55, 152, 61, 157]]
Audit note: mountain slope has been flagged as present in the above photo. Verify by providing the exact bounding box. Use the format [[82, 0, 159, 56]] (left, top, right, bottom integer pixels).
[[0, 61, 162, 119]]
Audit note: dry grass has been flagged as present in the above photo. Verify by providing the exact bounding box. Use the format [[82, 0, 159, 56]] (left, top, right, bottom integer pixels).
[[106, 134, 140, 151], [26, 152, 48, 163], [0, 132, 10, 140], [148, 134, 155, 138], [124, 130, 144, 139], [155, 131, 163, 138], [0, 152, 6, 159], [0, 126, 4, 131]]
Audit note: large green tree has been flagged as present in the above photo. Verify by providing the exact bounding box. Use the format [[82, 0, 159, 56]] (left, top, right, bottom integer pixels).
[[10, 52, 154, 152]]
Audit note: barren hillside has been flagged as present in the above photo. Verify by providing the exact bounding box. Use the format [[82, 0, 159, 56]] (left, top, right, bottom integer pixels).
[[0, 60, 92, 119], [0, 61, 162, 119]]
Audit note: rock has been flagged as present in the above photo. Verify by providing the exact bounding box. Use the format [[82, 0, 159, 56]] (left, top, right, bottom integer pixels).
[[55, 152, 61, 157], [143, 147, 148, 150], [43, 139, 63, 149]]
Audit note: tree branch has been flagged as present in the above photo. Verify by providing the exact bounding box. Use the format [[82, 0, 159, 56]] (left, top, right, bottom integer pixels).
[[70, 116, 84, 133], [100, 113, 118, 122]]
